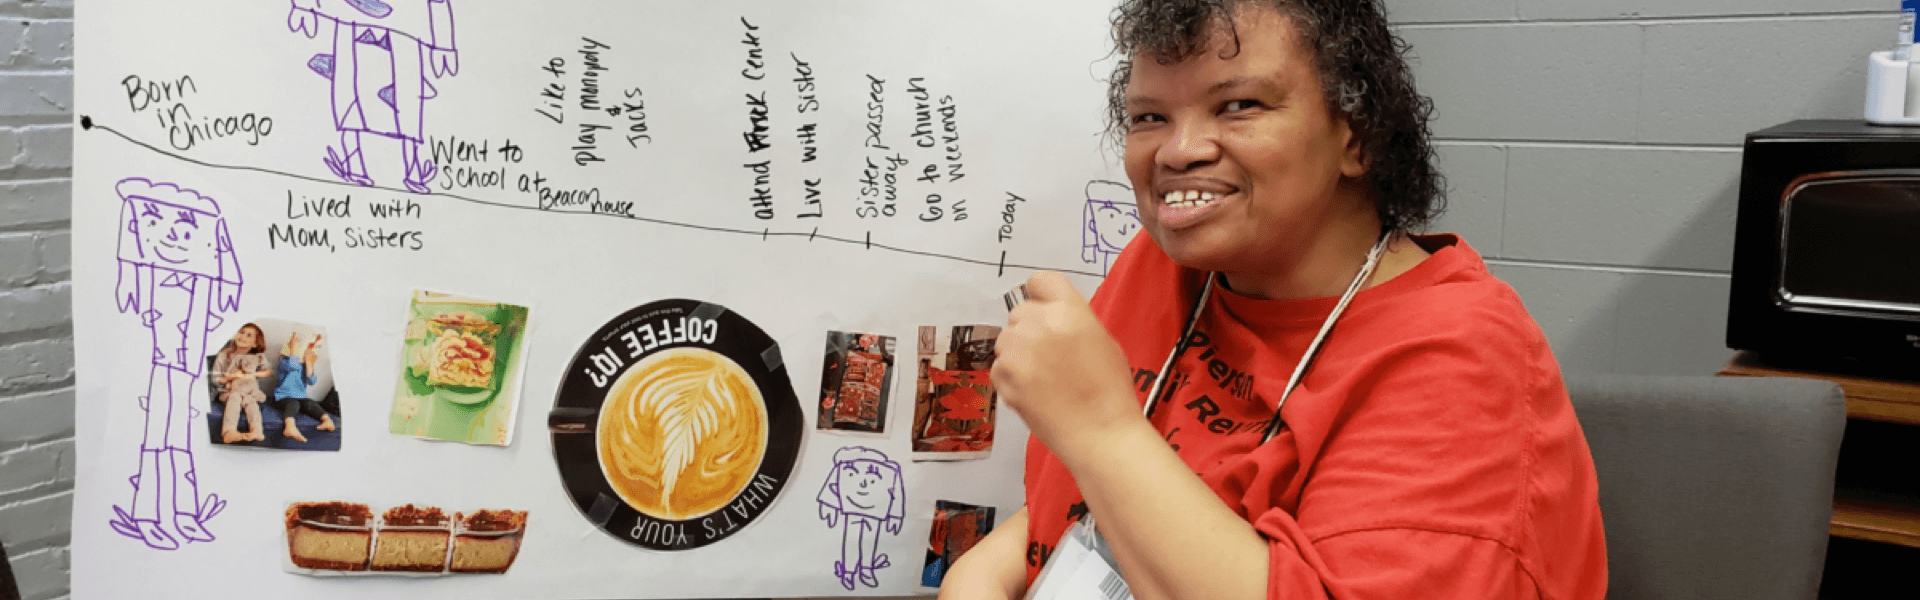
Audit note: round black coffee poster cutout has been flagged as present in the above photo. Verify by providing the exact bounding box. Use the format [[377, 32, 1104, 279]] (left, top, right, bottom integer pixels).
[[550, 299, 802, 550]]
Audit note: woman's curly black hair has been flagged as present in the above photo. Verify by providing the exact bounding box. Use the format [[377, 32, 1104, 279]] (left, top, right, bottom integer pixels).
[[1106, 0, 1444, 233]]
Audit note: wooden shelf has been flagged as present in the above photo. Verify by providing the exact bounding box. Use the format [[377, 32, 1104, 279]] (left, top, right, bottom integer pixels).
[[1718, 351, 1920, 549], [1717, 351, 1920, 426], [1832, 496, 1920, 548]]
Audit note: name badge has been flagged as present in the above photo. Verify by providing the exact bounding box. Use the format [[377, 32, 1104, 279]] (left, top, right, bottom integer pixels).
[[1024, 516, 1133, 600]]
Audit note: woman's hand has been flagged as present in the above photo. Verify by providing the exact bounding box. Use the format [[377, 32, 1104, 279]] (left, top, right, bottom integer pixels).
[[937, 508, 1030, 600], [993, 272, 1142, 462]]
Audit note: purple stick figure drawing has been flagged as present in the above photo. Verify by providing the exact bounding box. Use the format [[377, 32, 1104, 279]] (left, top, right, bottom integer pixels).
[[287, 0, 459, 193], [818, 446, 906, 590], [1082, 180, 1141, 276], [105, 178, 243, 550]]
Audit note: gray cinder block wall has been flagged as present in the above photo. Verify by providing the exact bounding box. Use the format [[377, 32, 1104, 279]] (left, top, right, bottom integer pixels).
[[0, 0, 1897, 597], [0, 1, 74, 599], [1388, 0, 1898, 376]]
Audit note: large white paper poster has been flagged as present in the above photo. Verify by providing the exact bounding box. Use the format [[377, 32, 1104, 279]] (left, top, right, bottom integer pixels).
[[72, 1, 1141, 598]]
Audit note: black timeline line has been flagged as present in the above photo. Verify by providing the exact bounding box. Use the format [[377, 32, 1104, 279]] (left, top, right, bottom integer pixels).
[[83, 119, 1103, 279]]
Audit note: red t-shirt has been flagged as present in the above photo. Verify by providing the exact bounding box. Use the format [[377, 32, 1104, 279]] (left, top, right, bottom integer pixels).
[[1023, 234, 1607, 599]]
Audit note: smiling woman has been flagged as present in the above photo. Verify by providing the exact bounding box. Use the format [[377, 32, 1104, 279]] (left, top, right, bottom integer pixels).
[[1113, 4, 1431, 300], [946, 2, 1609, 600], [1121, 8, 1379, 299]]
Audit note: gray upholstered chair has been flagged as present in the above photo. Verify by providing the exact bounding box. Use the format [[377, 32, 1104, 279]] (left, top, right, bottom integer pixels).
[[1566, 374, 1846, 600]]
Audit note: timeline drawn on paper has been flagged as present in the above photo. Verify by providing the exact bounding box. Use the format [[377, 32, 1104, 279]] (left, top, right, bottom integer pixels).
[[84, 119, 1104, 279], [84, 0, 1115, 281]]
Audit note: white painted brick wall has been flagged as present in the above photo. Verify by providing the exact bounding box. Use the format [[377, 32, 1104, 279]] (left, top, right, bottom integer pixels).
[[1430, 145, 1508, 256], [1396, 0, 1896, 376], [0, 1, 72, 599], [1501, 146, 1741, 271], [1403, 23, 1647, 142]]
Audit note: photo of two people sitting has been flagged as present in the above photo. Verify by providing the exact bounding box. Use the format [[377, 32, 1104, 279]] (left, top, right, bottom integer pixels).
[[205, 320, 342, 451]]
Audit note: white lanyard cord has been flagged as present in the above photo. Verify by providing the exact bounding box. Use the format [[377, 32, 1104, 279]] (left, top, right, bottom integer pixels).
[[1259, 234, 1392, 444], [1134, 234, 1393, 441], [1089, 234, 1391, 553], [1139, 272, 1218, 419]]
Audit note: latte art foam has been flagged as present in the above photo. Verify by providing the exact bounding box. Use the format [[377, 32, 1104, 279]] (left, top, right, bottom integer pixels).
[[598, 347, 768, 520]]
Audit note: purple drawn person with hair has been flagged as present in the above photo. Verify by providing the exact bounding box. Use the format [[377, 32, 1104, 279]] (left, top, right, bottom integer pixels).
[[1082, 180, 1142, 276], [818, 446, 907, 590], [106, 178, 243, 550], [287, 0, 459, 193]]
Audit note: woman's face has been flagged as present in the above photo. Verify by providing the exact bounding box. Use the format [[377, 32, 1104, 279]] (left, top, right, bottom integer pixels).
[[1121, 6, 1365, 275]]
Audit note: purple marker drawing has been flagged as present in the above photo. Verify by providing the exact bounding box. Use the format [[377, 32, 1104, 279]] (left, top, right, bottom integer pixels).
[[817, 446, 906, 590], [105, 178, 243, 551], [1082, 180, 1142, 276], [287, 0, 459, 193]]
